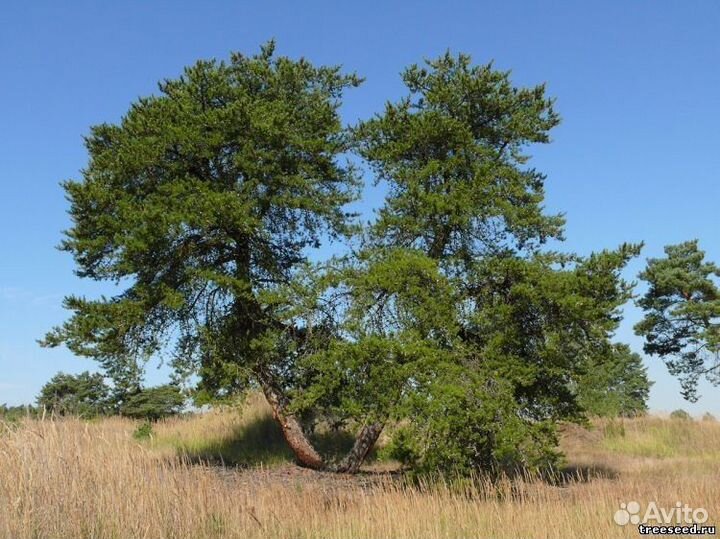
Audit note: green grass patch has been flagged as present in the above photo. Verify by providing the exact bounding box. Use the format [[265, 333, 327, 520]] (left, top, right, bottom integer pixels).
[[600, 417, 720, 459]]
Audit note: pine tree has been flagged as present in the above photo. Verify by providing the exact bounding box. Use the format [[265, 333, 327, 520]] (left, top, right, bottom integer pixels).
[[636, 240, 720, 401], [42, 42, 361, 468]]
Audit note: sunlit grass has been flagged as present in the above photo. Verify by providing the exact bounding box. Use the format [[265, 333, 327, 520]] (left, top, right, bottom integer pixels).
[[598, 416, 720, 459], [148, 393, 372, 467], [149, 393, 294, 466], [1, 398, 718, 539]]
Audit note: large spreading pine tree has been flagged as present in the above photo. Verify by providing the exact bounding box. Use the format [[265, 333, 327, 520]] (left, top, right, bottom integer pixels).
[[45, 45, 648, 474]]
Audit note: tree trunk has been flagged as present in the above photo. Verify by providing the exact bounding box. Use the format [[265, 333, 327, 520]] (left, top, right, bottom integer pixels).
[[334, 422, 385, 473], [258, 376, 325, 470]]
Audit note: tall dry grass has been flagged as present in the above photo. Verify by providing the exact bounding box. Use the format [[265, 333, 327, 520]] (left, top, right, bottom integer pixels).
[[148, 393, 295, 466], [1, 401, 718, 539]]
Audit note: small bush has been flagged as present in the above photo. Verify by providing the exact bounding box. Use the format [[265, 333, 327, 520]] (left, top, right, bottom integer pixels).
[[670, 409, 691, 421], [702, 412, 717, 422], [133, 421, 154, 440]]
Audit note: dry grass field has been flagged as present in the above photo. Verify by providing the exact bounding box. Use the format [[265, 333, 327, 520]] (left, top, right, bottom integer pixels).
[[1, 395, 718, 539]]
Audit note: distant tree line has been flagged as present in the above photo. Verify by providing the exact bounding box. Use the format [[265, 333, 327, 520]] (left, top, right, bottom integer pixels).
[[34, 371, 183, 420], [0, 403, 38, 422]]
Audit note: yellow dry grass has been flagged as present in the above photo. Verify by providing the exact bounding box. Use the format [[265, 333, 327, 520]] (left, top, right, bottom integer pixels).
[[1, 398, 718, 538]]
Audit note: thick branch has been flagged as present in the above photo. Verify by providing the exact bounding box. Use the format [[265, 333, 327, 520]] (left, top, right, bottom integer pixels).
[[333, 421, 385, 474], [256, 369, 325, 470]]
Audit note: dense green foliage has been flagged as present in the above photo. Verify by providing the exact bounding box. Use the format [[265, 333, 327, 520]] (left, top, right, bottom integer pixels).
[[575, 343, 651, 417], [44, 44, 650, 475], [37, 371, 111, 417], [636, 240, 720, 401], [41, 42, 361, 402], [290, 53, 643, 473], [333, 248, 642, 474]]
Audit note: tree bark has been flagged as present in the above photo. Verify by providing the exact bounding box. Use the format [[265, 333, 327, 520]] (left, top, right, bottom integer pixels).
[[257, 374, 325, 470], [334, 422, 385, 473]]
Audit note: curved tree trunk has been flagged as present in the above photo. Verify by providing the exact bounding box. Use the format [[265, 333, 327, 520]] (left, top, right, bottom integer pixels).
[[255, 367, 385, 473], [257, 373, 325, 470], [334, 422, 385, 473]]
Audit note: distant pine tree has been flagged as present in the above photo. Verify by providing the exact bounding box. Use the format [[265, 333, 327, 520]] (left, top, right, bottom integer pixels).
[[120, 385, 185, 421], [36, 371, 111, 417], [636, 240, 720, 401]]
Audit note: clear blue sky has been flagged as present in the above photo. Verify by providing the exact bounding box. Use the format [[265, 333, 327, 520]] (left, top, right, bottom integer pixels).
[[1, 1, 719, 415]]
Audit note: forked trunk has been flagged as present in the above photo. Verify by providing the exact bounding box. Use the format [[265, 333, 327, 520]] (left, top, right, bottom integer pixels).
[[256, 366, 384, 473], [258, 376, 325, 470], [334, 422, 385, 473]]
